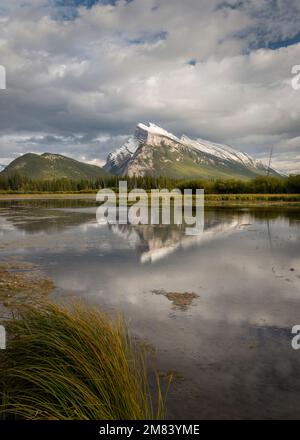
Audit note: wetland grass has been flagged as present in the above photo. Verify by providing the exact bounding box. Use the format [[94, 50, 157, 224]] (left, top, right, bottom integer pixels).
[[0, 301, 168, 420]]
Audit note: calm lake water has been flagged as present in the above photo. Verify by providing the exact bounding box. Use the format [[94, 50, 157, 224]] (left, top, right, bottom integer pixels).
[[1, 199, 300, 419]]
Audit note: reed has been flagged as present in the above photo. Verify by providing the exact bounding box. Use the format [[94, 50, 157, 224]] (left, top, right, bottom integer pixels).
[[0, 301, 169, 420]]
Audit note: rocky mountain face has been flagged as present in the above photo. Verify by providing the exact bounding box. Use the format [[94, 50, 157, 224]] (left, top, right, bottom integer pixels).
[[0, 164, 6, 172], [104, 123, 280, 179]]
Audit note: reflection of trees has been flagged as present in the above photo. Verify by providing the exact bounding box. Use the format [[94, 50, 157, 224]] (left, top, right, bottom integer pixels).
[[239, 207, 300, 222], [0, 200, 96, 234], [288, 216, 300, 227], [0, 199, 97, 209], [0, 200, 299, 242]]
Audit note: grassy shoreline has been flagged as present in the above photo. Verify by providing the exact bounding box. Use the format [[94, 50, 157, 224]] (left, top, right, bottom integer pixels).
[[0, 257, 169, 420], [0, 301, 168, 420], [0, 192, 299, 207]]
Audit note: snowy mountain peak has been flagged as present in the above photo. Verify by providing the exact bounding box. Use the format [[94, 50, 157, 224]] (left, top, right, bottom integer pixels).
[[137, 123, 179, 141], [104, 123, 280, 179], [106, 122, 182, 174], [135, 123, 180, 146]]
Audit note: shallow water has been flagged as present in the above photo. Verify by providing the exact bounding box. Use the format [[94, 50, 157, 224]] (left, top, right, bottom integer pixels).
[[0, 199, 300, 419]]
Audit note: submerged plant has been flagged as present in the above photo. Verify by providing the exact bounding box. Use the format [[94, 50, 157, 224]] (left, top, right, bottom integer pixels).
[[0, 301, 169, 420]]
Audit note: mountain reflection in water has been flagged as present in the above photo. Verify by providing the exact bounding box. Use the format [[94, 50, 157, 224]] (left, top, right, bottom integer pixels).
[[110, 214, 242, 263]]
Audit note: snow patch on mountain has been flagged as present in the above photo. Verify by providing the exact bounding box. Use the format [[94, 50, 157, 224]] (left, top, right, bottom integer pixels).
[[137, 123, 179, 142], [42, 153, 64, 161], [181, 135, 259, 168], [106, 137, 139, 169]]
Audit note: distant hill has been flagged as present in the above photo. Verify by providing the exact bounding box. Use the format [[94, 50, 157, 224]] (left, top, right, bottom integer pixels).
[[105, 123, 282, 180], [1, 153, 109, 180]]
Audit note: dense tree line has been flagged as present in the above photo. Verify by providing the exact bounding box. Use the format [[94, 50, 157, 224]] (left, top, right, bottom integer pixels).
[[0, 172, 299, 194], [176, 175, 300, 194]]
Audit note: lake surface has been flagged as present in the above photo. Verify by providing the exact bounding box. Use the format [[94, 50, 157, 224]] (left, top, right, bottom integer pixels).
[[1, 199, 300, 419]]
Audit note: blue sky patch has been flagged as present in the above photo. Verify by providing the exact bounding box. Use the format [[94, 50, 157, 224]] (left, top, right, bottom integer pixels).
[[268, 32, 300, 50], [51, 0, 128, 20], [128, 31, 168, 46], [188, 59, 197, 66]]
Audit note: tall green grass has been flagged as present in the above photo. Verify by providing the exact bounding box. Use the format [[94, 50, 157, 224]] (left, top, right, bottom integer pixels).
[[0, 302, 169, 420]]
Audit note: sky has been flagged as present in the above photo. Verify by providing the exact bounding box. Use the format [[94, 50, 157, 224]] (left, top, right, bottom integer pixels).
[[0, 0, 300, 173]]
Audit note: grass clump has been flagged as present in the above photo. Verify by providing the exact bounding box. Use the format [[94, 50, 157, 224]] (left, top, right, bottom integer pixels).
[[0, 301, 168, 420]]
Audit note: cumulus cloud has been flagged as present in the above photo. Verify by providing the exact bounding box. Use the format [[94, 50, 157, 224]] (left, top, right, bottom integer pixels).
[[0, 0, 299, 173]]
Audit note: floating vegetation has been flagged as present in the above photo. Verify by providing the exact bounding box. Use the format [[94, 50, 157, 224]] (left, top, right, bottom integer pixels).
[[152, 289, 199, 311], [0, 258, 54, 309]]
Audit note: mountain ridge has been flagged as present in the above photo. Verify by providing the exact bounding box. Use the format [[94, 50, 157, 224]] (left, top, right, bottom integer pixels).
[[104, 123, 281, 180], [1, 152, 109, 180], [1, 125, 282, 181]]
